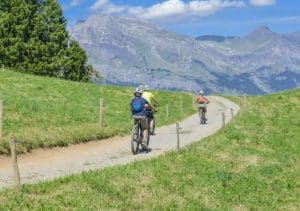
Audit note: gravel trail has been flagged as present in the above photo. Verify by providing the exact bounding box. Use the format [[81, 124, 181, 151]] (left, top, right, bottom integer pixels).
[[0, 96, 239, 189]]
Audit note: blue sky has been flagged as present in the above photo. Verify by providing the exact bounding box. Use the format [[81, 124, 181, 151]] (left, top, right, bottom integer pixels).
[[60, 0, 300, 37]]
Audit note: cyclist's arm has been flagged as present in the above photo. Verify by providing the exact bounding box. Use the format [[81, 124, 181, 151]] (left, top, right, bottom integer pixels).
[[153, 96, 159, 106], [144, 99, 153, 110], [147, 103, 154, 109]]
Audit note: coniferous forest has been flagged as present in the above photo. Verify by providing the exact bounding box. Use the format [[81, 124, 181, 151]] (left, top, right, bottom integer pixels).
[[0, 0, 94, 82]]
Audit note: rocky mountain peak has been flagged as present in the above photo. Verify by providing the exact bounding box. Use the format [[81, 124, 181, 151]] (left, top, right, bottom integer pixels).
[[247, 26, 276, 38], [254, 26, 272, 33], [70, 14, 300, 95]]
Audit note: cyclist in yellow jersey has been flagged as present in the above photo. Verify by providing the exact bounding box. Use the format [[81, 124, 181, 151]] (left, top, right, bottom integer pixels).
[[142, 85, 159, 135]]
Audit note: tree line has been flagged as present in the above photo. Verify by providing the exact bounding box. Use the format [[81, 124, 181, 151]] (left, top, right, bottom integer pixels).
[[0, 0, 95, 82]]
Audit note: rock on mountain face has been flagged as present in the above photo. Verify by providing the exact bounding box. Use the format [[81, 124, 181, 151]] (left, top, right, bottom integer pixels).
[[70, 14, 300, 94], [196, 35, 236, 42]]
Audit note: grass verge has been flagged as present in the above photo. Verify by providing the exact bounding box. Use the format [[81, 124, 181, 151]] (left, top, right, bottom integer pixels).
[[0, 88, 299, 209], [0, 70, 197, 154]]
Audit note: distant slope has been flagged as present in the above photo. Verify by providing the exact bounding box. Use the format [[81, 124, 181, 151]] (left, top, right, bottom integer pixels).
[[0, 70, 196, 154], [196, 35, 235, 42], [70, 14, 300, 94], [1, 88, 299, 209]]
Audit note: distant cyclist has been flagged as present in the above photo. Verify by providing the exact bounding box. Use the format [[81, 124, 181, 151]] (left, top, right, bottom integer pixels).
[[130, 87, 152, 149], [142, 85, 159, 135], [196, 90, 210, 123]]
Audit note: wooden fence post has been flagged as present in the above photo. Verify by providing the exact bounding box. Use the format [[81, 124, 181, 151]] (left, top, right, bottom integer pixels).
[[230, 108, 234, 119], [222, 112, 226, 128], [176, 122, 180, 151], [166, 104, 169, 118], [180, 96, 183, 114], [99, 98, 104, 128], [0, 100, 2, 140], [9, 138, 21, 191], [243, 93, 247, 108]]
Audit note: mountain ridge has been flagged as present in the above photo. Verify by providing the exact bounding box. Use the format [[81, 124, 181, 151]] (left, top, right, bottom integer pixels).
[[70, 14, 300, 94]]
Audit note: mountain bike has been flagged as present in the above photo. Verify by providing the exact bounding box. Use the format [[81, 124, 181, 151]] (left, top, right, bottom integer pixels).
[[198, 103, 207, 124], [147, 104, 158, 136], [131, 116, 150, 154]]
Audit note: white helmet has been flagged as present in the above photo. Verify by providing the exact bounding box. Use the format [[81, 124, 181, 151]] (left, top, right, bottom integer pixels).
[[144, 85, 150, 91], [199, 90, 204, 95], [135, 87, 143, 95]]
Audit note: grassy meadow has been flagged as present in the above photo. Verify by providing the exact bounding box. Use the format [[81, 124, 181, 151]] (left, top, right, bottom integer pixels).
[[0, 70, 196, 154], [0, 86, 299, 209]]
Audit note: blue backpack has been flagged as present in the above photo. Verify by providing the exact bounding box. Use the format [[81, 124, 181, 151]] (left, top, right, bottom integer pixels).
[[132, 97, 144, 113]]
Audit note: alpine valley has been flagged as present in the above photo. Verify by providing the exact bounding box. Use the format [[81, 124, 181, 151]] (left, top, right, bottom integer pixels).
[[70, 14, 300, 94]]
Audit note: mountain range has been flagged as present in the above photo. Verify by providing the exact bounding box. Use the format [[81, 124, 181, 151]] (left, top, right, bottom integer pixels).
[[70, 14, 300, 94]]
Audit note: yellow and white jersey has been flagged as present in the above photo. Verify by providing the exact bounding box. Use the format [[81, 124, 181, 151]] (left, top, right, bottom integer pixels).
[[142, 91, 154, 105]]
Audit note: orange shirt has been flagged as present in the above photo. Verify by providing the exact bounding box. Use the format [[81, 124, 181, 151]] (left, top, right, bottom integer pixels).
[[196, 96, 209, 104]]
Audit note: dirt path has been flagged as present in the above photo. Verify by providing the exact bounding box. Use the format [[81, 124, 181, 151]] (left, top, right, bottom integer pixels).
[[0, 96, 239, 189]]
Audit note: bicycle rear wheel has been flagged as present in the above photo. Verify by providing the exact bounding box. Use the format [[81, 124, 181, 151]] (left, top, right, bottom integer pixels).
[[150, 118, 155, 135], [199, 108, 205, 124], [131, 125, 140, 154], [146, 126, 150, 147], [146, 117, 151, 147], [201, 110, 206, 124]]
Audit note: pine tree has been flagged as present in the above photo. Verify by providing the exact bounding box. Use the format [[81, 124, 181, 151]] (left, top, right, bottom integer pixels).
[[0, 0, 37, 70], [62, 40, 93, 82], [28, 0, 67, 77], [0, 0, 95, 82]]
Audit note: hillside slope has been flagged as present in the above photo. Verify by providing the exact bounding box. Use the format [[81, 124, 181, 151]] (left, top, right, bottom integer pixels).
[[0, 70, 196, 154], [0, 96, 238, 189], [0, 89, 299, 209], [70, 14, 300, 94]]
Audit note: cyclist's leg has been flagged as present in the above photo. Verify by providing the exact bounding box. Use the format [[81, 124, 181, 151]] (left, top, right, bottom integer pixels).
[[199, 108, 202, 119], [204, 107, 207, 121], [145, 110, 152, 133], [149, 111, 154, 133], [141, 117, 148, 148]]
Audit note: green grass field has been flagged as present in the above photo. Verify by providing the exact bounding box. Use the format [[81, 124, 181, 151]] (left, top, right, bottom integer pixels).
[[0, 86, 299, 209], [0, 70, 196, 154]]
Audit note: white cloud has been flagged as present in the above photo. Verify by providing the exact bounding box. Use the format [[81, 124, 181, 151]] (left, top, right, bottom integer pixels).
[[140, 0, 186, 19], [249, 0, 276, 6], [140, 0, 245, 19], [127, 6, 145, 16], [91, 0, 245, 20], [189, 0, 222, 16], [91, 0, 109, 10], [106, 4, 127, 14], [70, 0, 85, 7], [188, 0, 245, 16]]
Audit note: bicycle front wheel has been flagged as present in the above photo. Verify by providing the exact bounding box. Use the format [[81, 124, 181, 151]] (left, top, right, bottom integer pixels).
[[199, 108, 205, 124]]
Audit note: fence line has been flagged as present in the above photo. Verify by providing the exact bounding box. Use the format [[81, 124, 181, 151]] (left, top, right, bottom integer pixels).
[[230, 108, 234, 119], [180, 96, 183, 114], [222, 112, 226, 128], [176, 122, 181, 151], [9, 138, 21, 191], [99, 98, 104, 128], [243, 93, 247, 108], [0, 100, 2, 140], [166, 104, 169, 118]]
